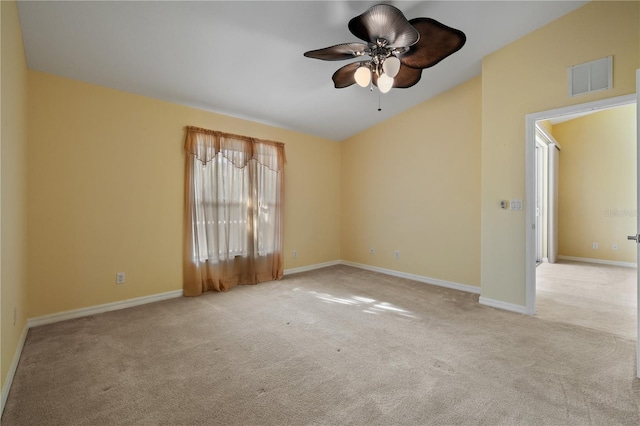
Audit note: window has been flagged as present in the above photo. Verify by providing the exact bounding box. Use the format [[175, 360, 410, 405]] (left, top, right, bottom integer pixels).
[[183, 127, 285, 296]]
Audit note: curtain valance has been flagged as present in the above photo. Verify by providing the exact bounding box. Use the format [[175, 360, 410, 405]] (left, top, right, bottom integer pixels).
[[184, 126, 286, 171]]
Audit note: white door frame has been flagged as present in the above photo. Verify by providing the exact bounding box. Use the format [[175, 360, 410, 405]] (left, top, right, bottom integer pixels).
[[524, 93, 636, 316]]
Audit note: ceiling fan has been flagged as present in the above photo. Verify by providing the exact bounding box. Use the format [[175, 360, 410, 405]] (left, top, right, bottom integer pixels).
[[304, 4, 466, 93]]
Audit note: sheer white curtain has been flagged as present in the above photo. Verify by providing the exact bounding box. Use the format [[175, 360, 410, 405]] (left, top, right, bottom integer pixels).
[[183, 127, 285, 296]]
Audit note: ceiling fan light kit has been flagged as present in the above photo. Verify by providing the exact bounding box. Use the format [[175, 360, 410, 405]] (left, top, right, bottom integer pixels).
[[304, 4, 466, 94]]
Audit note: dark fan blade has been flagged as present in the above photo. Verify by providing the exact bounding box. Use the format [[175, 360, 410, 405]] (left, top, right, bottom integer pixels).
[[332, 62, 360, 88], [304, 43, 369, 61], [372, 65, 422, 89], [393, 65, 423, 88], [348, 4, 419, 48], [400, 18, 466, 69]]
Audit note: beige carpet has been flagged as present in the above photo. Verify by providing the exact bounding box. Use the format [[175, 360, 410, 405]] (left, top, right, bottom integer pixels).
[[536, 260, 637, 340], [3, 265, 640, 425]]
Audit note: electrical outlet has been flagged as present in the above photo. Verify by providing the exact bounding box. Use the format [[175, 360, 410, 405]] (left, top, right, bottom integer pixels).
[[116, 272, 125, 284], [370, 247, 375, 254], [395, 250, 400, 259], [593, 242, 599, 249], [293, 250, 298, 259]]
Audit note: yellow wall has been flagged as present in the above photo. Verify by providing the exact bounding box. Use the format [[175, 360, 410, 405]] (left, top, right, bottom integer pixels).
[[537, 120, 553, 135], [341, 76, 481, 287], [554, 104, 637, 263], [1, 0, 29, 389], [27, 71, 341, 318], [481, 1, 639, 306]]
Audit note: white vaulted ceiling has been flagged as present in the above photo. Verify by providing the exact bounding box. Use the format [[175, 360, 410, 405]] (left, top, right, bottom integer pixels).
[[17, 1, 587, 141]]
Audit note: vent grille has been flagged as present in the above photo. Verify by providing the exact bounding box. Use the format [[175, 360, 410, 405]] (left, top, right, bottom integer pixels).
[[568, 56, 612, 97]]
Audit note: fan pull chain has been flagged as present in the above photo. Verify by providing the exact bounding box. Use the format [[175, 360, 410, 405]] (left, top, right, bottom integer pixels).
[[378, 92, 382, 112]]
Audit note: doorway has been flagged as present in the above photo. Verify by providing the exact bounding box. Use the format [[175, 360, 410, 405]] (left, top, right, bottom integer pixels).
[[533, 103, 636, 338], [525, 94, 636, 316]]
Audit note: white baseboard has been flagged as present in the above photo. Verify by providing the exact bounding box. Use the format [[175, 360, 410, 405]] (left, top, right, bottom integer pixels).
[[1, 324, 28, 415], [340, 260, 481, 294], [340, 261, 527, 316], [557, 255, 637, 268], [28, 290, 183, 328], [284, 260, 341, 276], [479, 297, 528, 315]]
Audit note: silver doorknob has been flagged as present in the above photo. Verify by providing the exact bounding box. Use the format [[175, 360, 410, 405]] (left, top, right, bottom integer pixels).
[[628, 234, 639, 242]]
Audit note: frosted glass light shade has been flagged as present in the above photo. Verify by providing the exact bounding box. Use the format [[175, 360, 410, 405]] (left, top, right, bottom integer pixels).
[[354, 66, 372, 87], [378, 73, 393, 93], [382, 56, 401, 78]]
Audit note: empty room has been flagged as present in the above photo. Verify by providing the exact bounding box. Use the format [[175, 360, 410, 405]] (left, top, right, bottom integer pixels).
[[2, 1, 639, 424]]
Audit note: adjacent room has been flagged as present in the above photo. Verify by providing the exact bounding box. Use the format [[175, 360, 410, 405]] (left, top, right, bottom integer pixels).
[[2, 1, 639, 424], [534, 104, 637, 339]]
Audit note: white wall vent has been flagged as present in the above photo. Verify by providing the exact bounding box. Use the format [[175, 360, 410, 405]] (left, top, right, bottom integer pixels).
[[568, 56, 612, 97]]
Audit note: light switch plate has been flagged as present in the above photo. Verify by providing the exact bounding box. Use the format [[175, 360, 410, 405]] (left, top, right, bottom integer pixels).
[[509, 200, 523, 211]]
